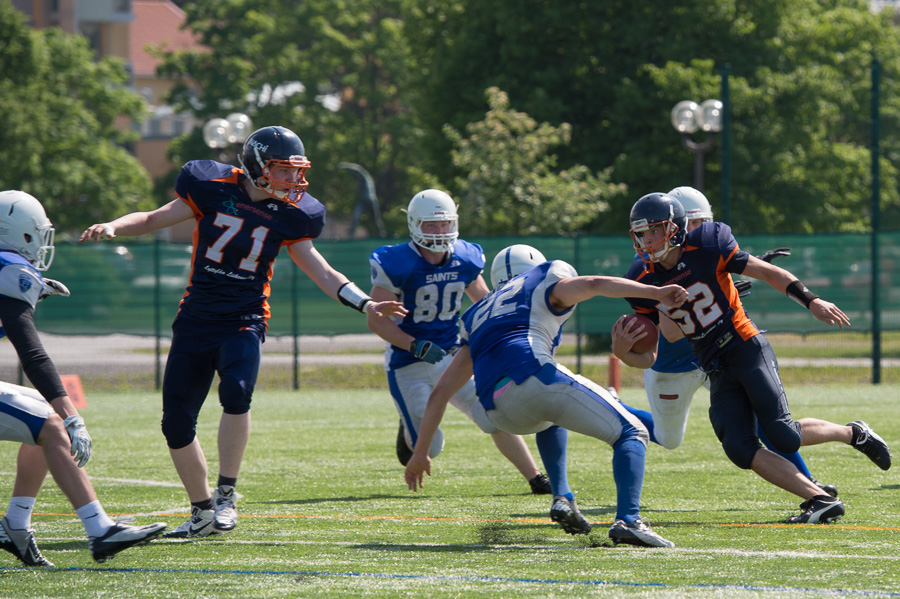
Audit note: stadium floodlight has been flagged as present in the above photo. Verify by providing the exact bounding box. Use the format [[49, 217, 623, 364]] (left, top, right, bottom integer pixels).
[[671, 99, 722, 192], [203, 113, 254, 162]]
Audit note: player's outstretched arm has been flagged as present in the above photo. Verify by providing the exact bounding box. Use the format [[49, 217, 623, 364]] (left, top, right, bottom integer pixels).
[[79, 199, 193, 242], [742, 256, 849, 329], [404, 346, 474, 491], [550, 276, 688, 311], [289, 241, 407, 318]]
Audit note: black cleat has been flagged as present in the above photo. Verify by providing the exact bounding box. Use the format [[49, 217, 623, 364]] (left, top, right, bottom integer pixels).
[[0, 517, 53, 567], [396, 420, 413, 466], [785, 495, 845, 524], [529, 473, 552, 495], [549, 496, 591, 535], [608, 518, 674, 547], [89, 520, 166, 563], [848, 421, 892, 471]]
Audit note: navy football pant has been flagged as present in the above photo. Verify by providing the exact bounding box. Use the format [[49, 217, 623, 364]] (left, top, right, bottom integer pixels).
[[161, 317, 265, 449]]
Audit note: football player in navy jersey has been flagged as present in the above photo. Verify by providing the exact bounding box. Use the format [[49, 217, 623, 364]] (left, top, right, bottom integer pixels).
[[405, 244, 689, 547], [614, 186, 837, 497], [80, 126, 405, 539], [616, 192, 891, 525], [0, 190, 166, 565], [367, 190, 551, 494]]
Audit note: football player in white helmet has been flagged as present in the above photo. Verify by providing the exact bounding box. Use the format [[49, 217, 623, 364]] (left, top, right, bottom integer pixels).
[[405, 244, 688, 547], [368, 191, 552, 494], [0, 190, 167, 565], [616, 186, 837, 497]]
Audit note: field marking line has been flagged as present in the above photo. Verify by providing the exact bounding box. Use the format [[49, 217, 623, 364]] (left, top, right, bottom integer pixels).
[[33, 510, 900, 533], [1, 565, 897, 597]]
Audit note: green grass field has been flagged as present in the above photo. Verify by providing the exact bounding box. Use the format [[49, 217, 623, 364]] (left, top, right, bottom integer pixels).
[[0, 383, 898, 598]]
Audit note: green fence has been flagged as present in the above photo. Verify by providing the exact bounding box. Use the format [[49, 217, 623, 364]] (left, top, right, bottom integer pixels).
[[33, 233, 900, 338]]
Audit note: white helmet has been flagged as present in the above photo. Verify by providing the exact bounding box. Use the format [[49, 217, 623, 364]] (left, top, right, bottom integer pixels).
[[667, 186, 713, 222], [406, 189, 459, 253], [0, 190, 55, 271], [490, 244, 546, 288]]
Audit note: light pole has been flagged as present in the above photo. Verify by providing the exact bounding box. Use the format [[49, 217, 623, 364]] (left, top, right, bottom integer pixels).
[[670, 99, 723, 192], [202, 112, 254, 164]]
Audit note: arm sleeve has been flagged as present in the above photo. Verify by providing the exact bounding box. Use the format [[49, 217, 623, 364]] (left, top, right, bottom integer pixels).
[[0, 297, 67, 401]]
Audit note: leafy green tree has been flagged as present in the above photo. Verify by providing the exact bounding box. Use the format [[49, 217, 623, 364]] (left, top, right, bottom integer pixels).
[[447, 87, 624, 235], [156, 0, 425, 235], [0, 3, 154, 232], [406, 0, 900, 234]]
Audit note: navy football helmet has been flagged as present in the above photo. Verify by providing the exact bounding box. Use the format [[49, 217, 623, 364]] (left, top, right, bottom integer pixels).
[[238, 126, 310, 201], [629, 193, 686, 263]]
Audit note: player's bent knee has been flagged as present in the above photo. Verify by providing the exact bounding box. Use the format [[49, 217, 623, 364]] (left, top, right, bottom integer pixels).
[[762, 420, 802, 455], [655, 431, 684, 450], [721, 438, 758, 469], [161, 413, 197, 449], [218, 375, 253, 414]]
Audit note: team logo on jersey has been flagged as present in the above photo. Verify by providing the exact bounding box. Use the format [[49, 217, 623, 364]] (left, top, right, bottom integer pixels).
[[224, 198, 239, 216], [18, 274, 32, 294], [267, 203, 279, 211], [450, 260, 460, 267]]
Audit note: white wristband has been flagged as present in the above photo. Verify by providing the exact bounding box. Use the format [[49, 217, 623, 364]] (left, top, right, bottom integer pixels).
[[337, 282, 372, 313]]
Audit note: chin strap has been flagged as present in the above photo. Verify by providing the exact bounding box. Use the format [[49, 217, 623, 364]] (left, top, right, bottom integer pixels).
[[337, 282, 373, 313]]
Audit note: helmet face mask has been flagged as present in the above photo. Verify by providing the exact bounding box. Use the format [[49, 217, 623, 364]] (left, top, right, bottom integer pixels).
[[0, 190, 55, 271], [629, 193, 686, 264], [406, 189, 459, 253], [490, 244, 546, 288], [238, 126, 311, 202]]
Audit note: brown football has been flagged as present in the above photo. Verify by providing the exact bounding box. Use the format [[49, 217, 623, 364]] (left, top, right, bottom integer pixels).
[[621, 313, 659, 354]]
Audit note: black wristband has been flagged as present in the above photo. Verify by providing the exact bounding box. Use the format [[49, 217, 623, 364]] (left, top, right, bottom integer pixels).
[[785, 279, 819, 309]]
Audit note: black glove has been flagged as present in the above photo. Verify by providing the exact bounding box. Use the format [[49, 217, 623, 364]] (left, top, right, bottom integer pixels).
[[757, 247, 791, 263], [734, 279, 753, 298], [409, 339, 447, 364]]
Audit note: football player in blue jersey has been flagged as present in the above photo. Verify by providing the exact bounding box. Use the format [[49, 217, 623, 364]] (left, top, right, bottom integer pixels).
[[616, 192, 891, 525], [405, 244, 690, 547], [80, 126, 406, 539], [0, 190, 166, 565], [367, 191, 551, 494], [614, 186, 837, 497]]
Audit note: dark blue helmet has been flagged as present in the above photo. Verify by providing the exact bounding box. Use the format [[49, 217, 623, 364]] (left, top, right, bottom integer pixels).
[[238, 126, 310, 201], [629, 193, 687, 263]]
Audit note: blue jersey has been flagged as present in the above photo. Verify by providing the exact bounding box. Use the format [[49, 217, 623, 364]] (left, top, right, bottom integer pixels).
[[624, 222, 759, 370], [173, 160, 325, 324], [651, 335, 697, 373], [460, 260, 576, 408], [370, 240, 485, 369]]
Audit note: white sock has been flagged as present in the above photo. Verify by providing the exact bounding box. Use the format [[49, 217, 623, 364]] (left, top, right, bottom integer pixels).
[[4, 496, 37, 530], [75, 501, 116, 538]]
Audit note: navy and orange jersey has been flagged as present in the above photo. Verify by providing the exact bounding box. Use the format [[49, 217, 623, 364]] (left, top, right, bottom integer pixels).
[[624, 222, 760, 370], [173, 160, 325, 324]]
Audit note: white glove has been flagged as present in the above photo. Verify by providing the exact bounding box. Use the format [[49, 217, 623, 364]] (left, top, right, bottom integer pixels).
[[39, 279, 71, 301], [64, 415, 92, 467]]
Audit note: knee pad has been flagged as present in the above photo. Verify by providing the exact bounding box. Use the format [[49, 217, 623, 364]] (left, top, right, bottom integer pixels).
[[218, 374, 253, 415], [161, 411, 196, 450], [762, 419, 802, 455], [721, 437, 760, 470]]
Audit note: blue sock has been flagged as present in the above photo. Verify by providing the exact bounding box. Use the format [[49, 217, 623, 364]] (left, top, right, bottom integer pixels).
[[535, 426, 573, 501], [620, 402, 658, 445], [611, 436, 646, 523], [757, 423, 812, 478]]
